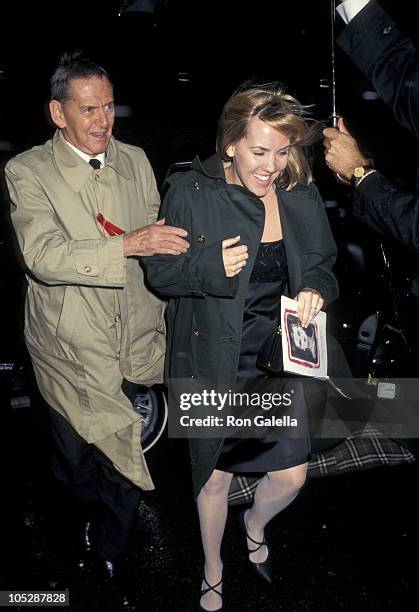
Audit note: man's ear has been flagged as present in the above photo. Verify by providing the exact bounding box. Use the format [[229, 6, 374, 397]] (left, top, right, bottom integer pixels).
[[49, 100, 66, 129]]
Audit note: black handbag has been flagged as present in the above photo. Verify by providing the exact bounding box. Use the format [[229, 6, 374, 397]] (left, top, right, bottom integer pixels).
[[256, 324, 283, 373]]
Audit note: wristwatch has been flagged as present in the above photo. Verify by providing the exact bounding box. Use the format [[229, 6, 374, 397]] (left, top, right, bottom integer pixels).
[[351, 165, 375, 188]]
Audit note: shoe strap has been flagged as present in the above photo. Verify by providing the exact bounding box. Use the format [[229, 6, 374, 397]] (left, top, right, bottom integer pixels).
[[243, 516, 266, 551], [201, 576, 222, 597], [246, 533, 266, 552]]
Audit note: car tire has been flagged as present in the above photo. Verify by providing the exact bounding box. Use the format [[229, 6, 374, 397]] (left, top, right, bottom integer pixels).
[[132, 384, 168, 455]]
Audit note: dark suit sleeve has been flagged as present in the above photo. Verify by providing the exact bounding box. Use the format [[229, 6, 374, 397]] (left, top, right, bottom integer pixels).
[[298, 183, 339, 308], [141, 181, 239, 298], [337, 1, 419, 138], [353, 171, 419, 251]]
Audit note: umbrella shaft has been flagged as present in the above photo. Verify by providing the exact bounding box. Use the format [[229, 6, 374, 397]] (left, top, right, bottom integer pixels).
[[330, 0, 338, 125]]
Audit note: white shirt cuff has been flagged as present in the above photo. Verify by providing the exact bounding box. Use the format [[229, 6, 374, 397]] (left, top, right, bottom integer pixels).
[[356, 169, 377, 186], [337, 0, 372, 24]]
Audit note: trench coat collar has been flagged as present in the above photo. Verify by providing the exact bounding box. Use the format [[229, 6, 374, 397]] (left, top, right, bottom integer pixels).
[[190, 153, 303, 205], [191, 153, 227, 180], [52, 130, 131, 192]]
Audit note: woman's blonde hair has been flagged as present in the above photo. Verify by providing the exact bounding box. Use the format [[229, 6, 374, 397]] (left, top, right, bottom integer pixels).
[[216, 82, 321, 190]]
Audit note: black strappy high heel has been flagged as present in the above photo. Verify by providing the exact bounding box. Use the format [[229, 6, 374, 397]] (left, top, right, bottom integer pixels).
[[195, 575, 223, 611], [239, 510, 273, 584]]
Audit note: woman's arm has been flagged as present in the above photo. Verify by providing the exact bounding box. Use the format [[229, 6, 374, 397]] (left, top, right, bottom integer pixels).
[[141, 181, 240, 298], [296, 183, 339, 314]]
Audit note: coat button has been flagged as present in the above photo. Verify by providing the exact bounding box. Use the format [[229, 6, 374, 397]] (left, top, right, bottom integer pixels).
[[115, 314, 121, 322], [192, 328, 200, 336], [196, 234, 205, 243], [382, 25, 392, 34], [84, 265, 92, 273], [193, 181, 200, 189]]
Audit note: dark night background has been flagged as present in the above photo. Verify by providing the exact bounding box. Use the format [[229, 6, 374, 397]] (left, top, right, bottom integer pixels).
[[1, 1, 419, 611], [1, 0, 418, 182], [2, 0, 419, 369]]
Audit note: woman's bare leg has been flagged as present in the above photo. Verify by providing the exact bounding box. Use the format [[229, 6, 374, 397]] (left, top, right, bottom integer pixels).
[[196, 469, 234, 611], [244, 463, 308, 563]]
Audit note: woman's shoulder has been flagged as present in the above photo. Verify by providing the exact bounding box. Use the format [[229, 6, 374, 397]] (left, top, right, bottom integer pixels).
[[286, 181, 322, 198], [306, 181, 323, 201], [165, 167, 200, 190], [280, 181, 324, 209], [162, 166, 218, 217], [165, 167, 219, 193]]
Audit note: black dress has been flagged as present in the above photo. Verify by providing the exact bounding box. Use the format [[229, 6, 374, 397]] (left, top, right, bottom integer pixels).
[[216, 240, 310, 473]]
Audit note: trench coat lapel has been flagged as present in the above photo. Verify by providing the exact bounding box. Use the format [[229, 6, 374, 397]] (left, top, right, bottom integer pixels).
[[51, 130, 131, 193], [51, 130, 92, 192]]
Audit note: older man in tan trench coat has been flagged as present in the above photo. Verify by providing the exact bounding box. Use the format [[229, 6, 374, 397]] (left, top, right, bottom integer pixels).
[[5, 52, 188, 601]]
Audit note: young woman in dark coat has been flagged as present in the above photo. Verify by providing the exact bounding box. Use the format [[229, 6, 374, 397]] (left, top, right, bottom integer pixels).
[[143, 83, 338, 611]]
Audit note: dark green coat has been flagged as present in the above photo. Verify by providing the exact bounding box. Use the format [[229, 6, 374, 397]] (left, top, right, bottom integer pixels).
[[142, 154, 338, 497]]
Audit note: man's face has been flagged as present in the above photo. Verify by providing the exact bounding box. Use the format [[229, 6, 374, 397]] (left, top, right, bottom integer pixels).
[[291, 325, 308, 350], [50, 76, 115, 155]]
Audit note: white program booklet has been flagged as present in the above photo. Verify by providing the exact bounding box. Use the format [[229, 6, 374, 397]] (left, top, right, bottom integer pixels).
[[281, 295, 328, 378]]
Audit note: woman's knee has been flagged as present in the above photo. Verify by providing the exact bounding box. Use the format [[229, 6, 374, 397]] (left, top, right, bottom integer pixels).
[[268, 464, 307, 493], [200, 470, 232, 497]]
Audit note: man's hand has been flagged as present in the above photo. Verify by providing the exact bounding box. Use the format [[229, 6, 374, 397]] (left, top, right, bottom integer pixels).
[[222, 236, 248, 277], [123, 218, 189, 256], [323, 117, 368, 180], [294, 288, 324, 328]]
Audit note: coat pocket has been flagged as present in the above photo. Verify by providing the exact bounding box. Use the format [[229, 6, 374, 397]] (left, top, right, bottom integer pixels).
[[156, 300, 166, 334], [190, 333, 236, 378], [56, 287, 82, 347]]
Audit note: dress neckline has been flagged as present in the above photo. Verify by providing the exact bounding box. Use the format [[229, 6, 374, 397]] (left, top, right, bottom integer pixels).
[[260, 238, 283, 246]]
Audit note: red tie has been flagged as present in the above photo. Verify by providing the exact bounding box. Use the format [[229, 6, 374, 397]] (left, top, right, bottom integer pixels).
[[96, 213, 125, 236]]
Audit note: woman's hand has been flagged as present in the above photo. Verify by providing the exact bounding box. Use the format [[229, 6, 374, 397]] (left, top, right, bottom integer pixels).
[[222, 236, 248, 277], [294, 288, 324, 327]]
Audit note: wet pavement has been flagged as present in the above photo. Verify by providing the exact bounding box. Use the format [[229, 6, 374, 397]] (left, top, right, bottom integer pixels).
[[1, 395, 418, 612]]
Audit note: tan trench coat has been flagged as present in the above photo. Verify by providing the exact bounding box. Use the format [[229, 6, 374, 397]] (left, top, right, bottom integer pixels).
[[5, 130, 165, 489]]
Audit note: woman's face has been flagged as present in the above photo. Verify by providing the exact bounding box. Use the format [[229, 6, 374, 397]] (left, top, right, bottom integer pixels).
[[226, 116, 290, 198]]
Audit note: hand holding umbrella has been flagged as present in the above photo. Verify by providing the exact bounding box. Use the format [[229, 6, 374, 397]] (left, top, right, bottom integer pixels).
[[323, 117, 369, 182]]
